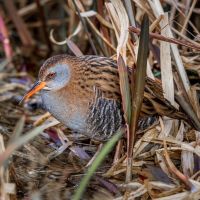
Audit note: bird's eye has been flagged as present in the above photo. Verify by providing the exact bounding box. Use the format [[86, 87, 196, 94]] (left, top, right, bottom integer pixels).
[[46, 72, 56, 80]]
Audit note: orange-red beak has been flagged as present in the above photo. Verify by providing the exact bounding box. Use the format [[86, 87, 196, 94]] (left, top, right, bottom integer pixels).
[[20, 81, 46, 104]]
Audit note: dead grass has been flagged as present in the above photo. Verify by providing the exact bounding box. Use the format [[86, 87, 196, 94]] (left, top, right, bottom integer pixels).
[[0, 0, 200, 199]]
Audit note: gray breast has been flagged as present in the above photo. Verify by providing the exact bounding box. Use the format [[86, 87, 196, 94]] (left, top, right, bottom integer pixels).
[[40, 90, 87, 133]]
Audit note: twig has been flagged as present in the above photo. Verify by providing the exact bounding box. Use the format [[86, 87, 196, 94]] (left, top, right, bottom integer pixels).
[[129, 26, 200, 51]]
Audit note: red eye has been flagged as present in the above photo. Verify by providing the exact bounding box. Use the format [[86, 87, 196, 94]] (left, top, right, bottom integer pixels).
[[46, 72, 56, 80]]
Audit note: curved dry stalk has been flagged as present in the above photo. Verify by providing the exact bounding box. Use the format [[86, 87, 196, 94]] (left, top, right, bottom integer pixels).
[[49, 29, 83, 56]]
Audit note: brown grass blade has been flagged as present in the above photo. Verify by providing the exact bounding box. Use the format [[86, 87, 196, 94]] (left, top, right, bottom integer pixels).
[[126, 14, 149, 182], [163, 140, 192, 190], [117, 55, 131, 123]]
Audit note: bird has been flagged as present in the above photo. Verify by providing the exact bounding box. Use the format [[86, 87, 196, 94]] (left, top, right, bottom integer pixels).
[[21, 54, 189, 141]]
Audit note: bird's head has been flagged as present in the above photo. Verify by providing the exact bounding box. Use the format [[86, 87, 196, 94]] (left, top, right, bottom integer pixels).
[[21, 55, 71, 103]]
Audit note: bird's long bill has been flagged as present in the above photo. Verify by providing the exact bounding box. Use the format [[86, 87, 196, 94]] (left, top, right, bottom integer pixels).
[[20, 81, 46, 104]]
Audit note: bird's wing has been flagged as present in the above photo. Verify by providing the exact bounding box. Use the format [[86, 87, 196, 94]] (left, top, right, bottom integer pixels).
[[81, 55, 122, 100], [82, 55, 188, 122]]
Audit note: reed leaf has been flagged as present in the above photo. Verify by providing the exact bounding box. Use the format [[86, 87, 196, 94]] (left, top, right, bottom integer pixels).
[[126, 14, 149, 182]]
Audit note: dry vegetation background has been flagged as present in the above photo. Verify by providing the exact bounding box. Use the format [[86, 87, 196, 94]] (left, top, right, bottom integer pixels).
[[0, 0, 200, 199]]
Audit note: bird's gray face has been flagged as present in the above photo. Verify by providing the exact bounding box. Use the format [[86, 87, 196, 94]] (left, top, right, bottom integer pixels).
[[40, 63, 71, 91], [20, 62, 71, 103]]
